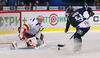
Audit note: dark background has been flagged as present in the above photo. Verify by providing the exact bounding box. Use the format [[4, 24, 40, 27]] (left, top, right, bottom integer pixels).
[[0, 0, 95, 6]]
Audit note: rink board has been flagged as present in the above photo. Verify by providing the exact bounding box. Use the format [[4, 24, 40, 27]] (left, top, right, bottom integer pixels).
[[0, 10, 100, 34]]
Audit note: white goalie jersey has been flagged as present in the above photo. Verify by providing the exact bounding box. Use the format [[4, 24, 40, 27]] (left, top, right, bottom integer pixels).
[[22, 18, 41, 35]]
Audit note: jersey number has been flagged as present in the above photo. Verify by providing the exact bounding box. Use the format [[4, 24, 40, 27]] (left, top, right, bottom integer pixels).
[[75, 14, 84, 21]]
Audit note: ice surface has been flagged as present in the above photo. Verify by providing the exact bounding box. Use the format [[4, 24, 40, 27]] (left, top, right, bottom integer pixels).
[[0, 30, 100, 58]]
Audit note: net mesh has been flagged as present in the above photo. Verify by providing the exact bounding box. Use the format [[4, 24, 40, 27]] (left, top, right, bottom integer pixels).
[[0, 11, 21, 48]]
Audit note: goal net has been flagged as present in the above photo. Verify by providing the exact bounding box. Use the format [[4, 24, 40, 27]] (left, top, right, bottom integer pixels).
[[0, 11, 21, 48]]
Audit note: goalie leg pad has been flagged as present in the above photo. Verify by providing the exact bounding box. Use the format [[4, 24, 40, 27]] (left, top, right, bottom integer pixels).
[[12, 40, 28, 49], [36, 32, 44, 46], [27, 37, 37, 47], [36, 37, 44, 46], [40, 33, 44, 40]]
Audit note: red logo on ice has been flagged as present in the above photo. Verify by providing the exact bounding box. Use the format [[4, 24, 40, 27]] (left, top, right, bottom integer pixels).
[[50, 13, 58, 26]]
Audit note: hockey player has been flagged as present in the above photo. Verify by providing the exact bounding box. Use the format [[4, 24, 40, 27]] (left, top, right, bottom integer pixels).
[[69, 5, 94, 52], [18, 15, 45, 48], [65, 5, 74, 33]]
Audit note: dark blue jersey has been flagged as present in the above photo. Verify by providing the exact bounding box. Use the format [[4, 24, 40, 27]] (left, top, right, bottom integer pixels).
[[69, 6, 94, 28]]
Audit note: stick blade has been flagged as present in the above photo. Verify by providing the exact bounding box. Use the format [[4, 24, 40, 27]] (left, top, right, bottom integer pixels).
[[57, 44, 65, 47]]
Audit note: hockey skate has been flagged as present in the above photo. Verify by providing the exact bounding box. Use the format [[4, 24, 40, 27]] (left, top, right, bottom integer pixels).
[[73, 38, 82, 53]]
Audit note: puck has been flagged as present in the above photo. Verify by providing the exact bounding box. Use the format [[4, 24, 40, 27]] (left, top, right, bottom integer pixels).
[[58, 48, 60, 50]]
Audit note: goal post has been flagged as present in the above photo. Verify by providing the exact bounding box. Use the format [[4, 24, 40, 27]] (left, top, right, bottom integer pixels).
[[0, 10, 22, 34]]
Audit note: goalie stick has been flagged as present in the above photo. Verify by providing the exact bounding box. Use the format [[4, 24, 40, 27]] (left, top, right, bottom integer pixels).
[[3, 21, 45, 49], [57, 17, 90, 48]]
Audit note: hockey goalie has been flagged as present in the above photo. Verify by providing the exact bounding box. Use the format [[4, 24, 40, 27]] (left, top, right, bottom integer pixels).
[[13, 15, 46, 49]]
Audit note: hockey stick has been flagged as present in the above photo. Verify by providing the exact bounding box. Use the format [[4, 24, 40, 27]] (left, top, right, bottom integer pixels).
[[3, 21, 44, 49], [57, 17, 90, 48]]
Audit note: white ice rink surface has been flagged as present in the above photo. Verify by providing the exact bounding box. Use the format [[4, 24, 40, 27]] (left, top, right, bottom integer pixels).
[[0, 30, 100, 58]]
